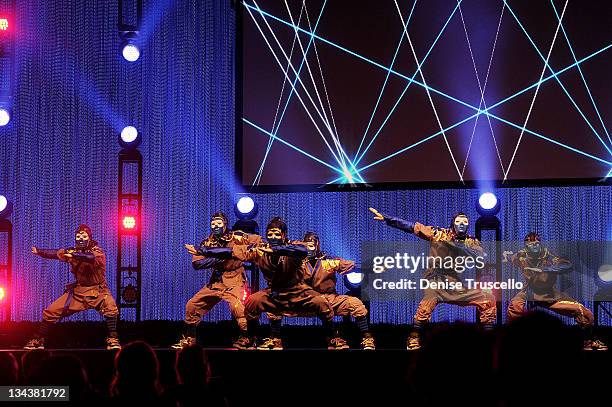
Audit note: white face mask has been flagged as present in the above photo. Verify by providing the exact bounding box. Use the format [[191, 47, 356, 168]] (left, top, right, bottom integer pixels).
[[453, 216, 469, 235], [210, 218, 226, 237], [75, 231, 90, 249], [266, 228, 284, 245]]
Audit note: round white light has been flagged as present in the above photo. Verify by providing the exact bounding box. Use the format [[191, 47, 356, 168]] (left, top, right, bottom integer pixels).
[[0, 109, 10, 126], [122, 44, 140, 62], [598, 264, 612, 283], [121, 126, 138, 143], [0, 195, 7, 213], [478, 192, 498, 210], [236, 196, 255, 214], [346, 272, 363, 286]]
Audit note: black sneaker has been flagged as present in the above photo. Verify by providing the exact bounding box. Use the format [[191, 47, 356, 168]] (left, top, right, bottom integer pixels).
[[24, 338, 45, 350], [407, 332, 421, 351], [106, 337, 121, 350], [361, 335, 376, 350], [257, 337, 283, 350], [584, 339, 608, 351], [171, 336, 196, 350], [233, 335, 256, 350], [328, 337, 349, 350]]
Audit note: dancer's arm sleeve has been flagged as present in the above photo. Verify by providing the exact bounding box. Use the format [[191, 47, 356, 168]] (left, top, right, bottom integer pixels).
[[381, 213, 415, 234], [191, 255, 224, 270], [335, 258, 356, 275], [271, 243, 309, 258], [37, 249, 62, 260]]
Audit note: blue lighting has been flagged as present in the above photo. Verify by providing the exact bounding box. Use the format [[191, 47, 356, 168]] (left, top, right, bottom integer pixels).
[[253, 0, 328, 185], [0, 108, 10, 126], [122, 43, 140, 62], [118, 126, 141, 149], [478, 192, 497, 210], [235, 195, 258, 220], [243, 117, 344, 175], [0, 194, 12, 219], [598, 265, 612, 285], [236, 196, 255, 215], [121, 126, 138, 143], [243, 2, 612, 177], [0, 195, 7, 213], [345, 272, 363, 287]]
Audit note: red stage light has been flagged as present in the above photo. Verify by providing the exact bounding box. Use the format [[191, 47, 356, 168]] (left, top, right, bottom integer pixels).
[[0, 18, 8, 31], [122, 216, 137, 230], [0, 287, 5, 301]]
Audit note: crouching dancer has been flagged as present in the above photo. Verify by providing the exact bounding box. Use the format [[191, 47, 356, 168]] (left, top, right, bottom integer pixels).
[[24, 224, 120, 350], [200, 217, 335, 350], [370, 208, 496, 350], [508, 233, 606, 351], [282, 232, 375, 350], [173, 211, 261, 350]]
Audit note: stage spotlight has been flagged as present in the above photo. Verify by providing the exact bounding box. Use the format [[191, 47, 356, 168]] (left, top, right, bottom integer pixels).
[[122, 42, 140, 62], [0, 108, 11, 126], [118, 126, 142, 149], [234, 196, 258, 220], [476, 192, 500, 216], [0, 195, 12, 219], [344, 271, 363, 288], [597, 264, 612, 285], [120, 29, 141, 62], [0, 287, 5, 301], [122, 215, 137, 230]]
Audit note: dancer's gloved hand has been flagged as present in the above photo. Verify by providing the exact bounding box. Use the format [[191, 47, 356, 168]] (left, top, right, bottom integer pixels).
[[31, 246, 39, 255], [184, 244, 198, 255], [369, 207, 385, 221]]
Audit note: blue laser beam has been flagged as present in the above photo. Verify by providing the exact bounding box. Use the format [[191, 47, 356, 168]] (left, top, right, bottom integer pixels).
[[549, 0, 612, 147], [353, 44, 612, 174], [245, 1, 349, 173], [252, 0, 328, 185], [243, 3, 612, 169], [353, 0, 419, 162], [243, 4, 612, 182], [503, 0, 612, 157], [243, 117, 343, 175], [254, 1, 307, 185], [354, 0, 463, 167]]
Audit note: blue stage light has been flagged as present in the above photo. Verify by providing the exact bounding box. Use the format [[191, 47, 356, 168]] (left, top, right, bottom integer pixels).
[[344, 271, 363, 287], [118, 126, 142, 149], [0, 108, 10, 126], [235, 196, 258, 220], [598, 264, 612, 285], [479, 192, 497, 210], [0, 195, 13, 219], [122, 43, 140, 62], [476, 192, 500, 216]]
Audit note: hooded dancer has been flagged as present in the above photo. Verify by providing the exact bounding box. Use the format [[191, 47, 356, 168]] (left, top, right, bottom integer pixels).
[[269, 232, 375, 350], [173, 212, 261, 350], [508, 232, 607, 351], [24, 224, 120, 350], [199, 217, 336, 350], [370, 208, 496, 350]]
